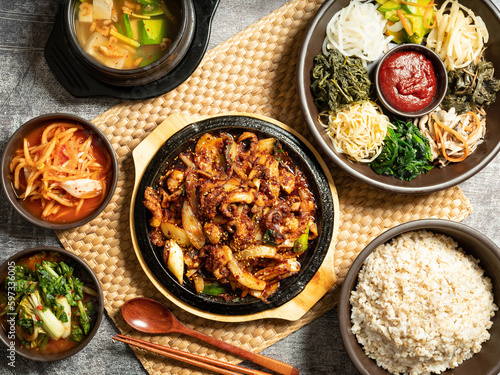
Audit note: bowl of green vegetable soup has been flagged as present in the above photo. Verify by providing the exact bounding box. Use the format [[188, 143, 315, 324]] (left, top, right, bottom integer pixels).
[[297, 0, 500, 194], [0, 247, 104, 361]]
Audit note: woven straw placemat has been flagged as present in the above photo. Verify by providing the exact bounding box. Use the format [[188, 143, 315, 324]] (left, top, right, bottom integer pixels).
[[56, 0, 473, 373]]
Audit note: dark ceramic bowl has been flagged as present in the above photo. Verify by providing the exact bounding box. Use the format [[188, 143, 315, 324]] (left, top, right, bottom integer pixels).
[[297, 0, 500, 194], [133, 115, 334, 315], [64, 0, 195, 87], [339, 219, 500, 375], [375, 44, 447, 118], [1, 113, 118, 230], [0, 246, 104, 362], [45, 1, 219, 99]]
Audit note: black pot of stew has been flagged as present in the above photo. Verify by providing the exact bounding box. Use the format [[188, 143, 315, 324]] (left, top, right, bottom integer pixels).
[[63, 0, 195, 87]]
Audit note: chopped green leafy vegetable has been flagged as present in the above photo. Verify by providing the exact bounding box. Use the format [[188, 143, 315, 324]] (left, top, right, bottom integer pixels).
[[77, 300, 91, 335], [71, 325, 84, 342], [59, 311, 69, 323], [17, 318, 35, 334], [370, 120, 434, 181], [37, 334, 50, 350], [13, 265, 36, 294], [311, 48, 372, 115]]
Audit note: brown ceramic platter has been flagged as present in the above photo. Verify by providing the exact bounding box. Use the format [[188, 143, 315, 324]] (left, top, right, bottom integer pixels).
[[297, 0, 500, 194]]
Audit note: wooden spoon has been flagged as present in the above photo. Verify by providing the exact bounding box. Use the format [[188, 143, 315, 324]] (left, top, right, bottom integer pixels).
[[121, 297, 299, 375]]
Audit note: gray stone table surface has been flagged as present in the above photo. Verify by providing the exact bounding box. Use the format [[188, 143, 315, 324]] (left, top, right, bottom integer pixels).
[[0, 0, 499, 374]]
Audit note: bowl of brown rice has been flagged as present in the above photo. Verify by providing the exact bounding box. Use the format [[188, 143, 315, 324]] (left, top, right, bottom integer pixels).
[[339, 219, 500, 375]]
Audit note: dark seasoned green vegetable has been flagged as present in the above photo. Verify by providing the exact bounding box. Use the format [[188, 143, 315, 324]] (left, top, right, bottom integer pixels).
[[442, 55, 500, 114], [71, 325, 84, 342], [17, 318, 35, 334], [262, 229, 277, 246], [77, 300, 91, 335], [311, 48, 372, 114], [370, 120, 434, 181], [13, 264, 36, 294]]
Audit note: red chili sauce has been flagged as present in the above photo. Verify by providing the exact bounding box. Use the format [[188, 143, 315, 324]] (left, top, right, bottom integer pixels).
[[379, 51, 437, 113]]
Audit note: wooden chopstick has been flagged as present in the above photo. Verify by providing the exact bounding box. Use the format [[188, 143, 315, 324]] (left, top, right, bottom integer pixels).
[[113, 334, 273, 375]]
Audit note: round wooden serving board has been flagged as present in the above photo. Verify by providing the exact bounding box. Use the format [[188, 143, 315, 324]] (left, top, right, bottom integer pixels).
[[129, 112, 340, 322]]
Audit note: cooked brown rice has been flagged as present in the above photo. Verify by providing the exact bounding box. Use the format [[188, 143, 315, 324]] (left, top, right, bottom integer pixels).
[[350, 230, 497, 375]]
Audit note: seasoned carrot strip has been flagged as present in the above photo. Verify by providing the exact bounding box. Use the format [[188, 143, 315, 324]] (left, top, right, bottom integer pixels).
[[432, 115, 469, 162], [397, 9, 413, 37], [423, 2, 436, 29], [466, 111, 482, 140]]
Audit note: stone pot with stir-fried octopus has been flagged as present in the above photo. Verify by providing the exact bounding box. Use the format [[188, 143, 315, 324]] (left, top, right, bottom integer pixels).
[[132, 115, 335, 316]]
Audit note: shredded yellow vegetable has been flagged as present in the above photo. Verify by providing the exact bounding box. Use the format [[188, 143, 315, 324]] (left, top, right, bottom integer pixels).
[[320, 101, 391, 163], [426, 0, 488, 71]]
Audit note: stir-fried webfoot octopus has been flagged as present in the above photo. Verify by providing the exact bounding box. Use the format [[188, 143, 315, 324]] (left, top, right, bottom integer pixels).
[[143, 131, 317, 302]]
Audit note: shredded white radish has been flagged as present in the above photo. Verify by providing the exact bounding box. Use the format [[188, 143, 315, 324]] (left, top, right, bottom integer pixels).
[[426, 0, 489, 71], [323, 0, 392, 63], [320, 101, 391, 163]]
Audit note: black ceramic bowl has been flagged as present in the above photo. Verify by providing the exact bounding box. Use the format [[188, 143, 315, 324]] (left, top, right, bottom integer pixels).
[[339, 219, 500, 375], [375, 44, 448, 118], [44, 1, 219, 99], [297, 0, 500, 194], [1, 113, 118, 230], [0, 246, 104, 362], [64, 0, 195, 87], [133, 115, 334, 315]]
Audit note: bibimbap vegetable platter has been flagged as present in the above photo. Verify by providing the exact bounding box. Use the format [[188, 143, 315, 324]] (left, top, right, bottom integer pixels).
[[297, 0, 500, 194]]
